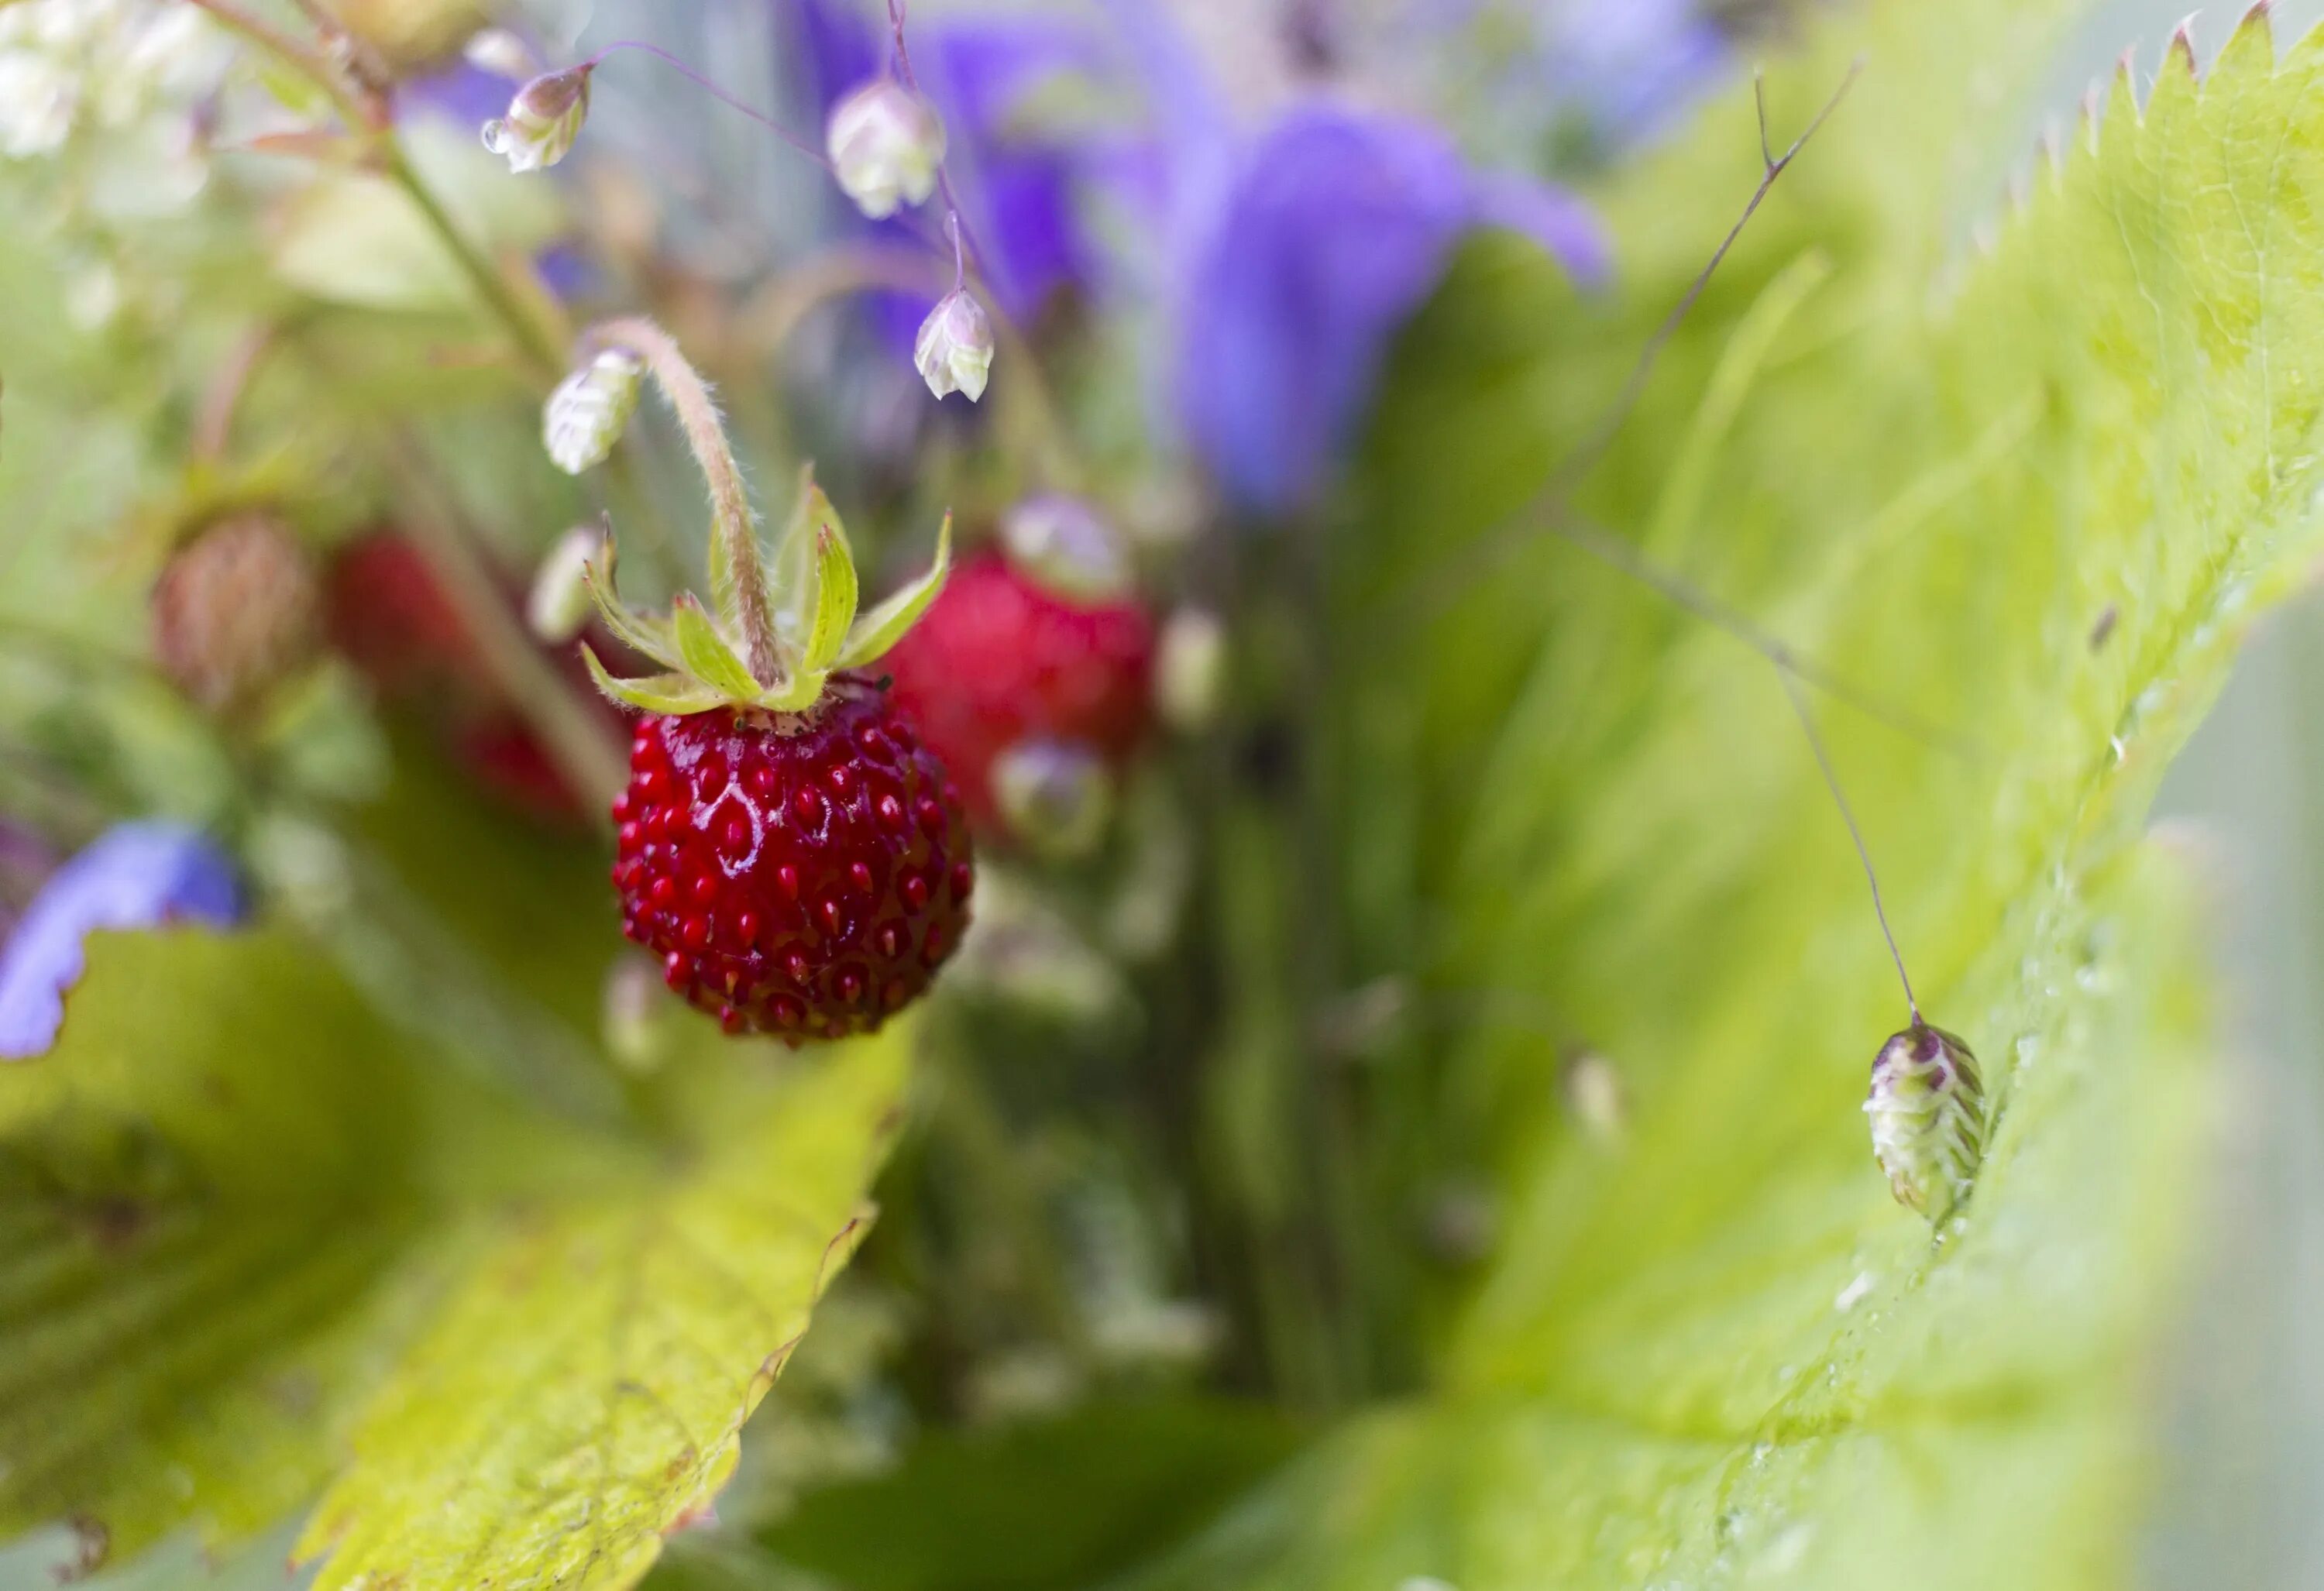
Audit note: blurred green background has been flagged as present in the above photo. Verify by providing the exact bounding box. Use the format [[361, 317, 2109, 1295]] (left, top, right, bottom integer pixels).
[[8, 2, 2324, 1587]]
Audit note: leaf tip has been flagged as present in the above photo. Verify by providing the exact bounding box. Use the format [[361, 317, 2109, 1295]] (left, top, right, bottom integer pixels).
[[2167, 17, 2200, 76], [2219, 1, 2277, 74]]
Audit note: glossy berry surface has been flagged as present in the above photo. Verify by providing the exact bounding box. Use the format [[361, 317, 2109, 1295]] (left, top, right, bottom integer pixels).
[[612, 680, 974, 1041], [882, 552, 1155, 829]]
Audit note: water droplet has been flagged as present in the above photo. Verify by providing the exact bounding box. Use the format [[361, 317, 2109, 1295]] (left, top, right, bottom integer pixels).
[[1834, 1270, 1877, 1312]]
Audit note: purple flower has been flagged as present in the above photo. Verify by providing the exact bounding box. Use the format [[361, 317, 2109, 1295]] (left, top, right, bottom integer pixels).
[[1171, 99, 1608, 517], [0, 823, 244, 1060]]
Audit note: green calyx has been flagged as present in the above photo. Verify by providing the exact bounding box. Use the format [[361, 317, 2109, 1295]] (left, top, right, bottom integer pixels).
[[581, 470, 951, 718]]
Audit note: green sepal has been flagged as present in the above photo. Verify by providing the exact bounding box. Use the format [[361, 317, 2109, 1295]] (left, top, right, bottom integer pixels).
[[755, 663, 830, 714], [671, 593, 765, 699], [579, 644, 727, 715], [837, 511, 952, 671], [801, 523, 860, 675], [772, 478, 847, 656], [705, 506, 743, 641], [582, 534, 682, 672]]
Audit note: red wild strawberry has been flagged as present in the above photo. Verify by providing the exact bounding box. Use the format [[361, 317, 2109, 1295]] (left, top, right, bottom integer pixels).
[[613, 682, 971, 1040], [565, 319, 967, 1041], [884, 508, 1155, 836]]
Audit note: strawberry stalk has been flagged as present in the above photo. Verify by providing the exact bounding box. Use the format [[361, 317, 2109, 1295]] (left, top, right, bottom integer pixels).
[[583, 318, 784, 686]]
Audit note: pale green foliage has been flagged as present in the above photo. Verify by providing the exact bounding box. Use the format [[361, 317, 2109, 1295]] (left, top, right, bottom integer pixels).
[[272, 122, 566, 311], [1129, 3, 2324, 1587], [0, 927, 906, 1588]]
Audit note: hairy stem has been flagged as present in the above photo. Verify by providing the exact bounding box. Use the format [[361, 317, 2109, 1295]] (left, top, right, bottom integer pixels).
[[585, 316, 781, 685]]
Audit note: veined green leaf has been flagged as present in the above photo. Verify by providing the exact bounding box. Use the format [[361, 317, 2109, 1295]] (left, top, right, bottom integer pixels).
[[672, 593, 764, 700], [0, 930, 909, 1589], [837, 513, 953, 672], [292, 1040, 906, 1589], [580, 645, 728, 716], [1136, 5, 2324, 1589]]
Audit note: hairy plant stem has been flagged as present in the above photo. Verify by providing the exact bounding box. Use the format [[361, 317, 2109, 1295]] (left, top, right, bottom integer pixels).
[[584, 316, 781, 685], [387, 432, 629, 820], [187, 0, 658, 803]]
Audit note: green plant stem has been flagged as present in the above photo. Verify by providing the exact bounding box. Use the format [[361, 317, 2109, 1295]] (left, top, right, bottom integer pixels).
[[380, 143, 566, 381], [585, 315, 781, 683], [387, 435, 629, 820], [188, 0, 562, 382]]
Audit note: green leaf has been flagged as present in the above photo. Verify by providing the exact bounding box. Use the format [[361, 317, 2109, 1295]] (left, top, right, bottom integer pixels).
[[800, 524, 861, 677], [582, 645, 727, 716], [0, 929, 909, 1588], [672, 593, 766, 699], [0, 929, 466, 1561], [586, 537, 685, 673], [291, 1054, 902, 1589], [837, 513, 953, 672], [1136, 5, 2324, 1589]]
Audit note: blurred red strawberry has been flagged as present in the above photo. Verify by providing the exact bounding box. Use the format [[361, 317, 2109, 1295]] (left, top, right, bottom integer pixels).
[[327, 530, 629, 823]]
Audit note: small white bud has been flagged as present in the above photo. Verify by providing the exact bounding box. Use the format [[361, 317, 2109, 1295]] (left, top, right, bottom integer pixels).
[[992, 738, 1112, 858], [1154, 607, 1226, 731], [481, 63, 591, 174], [1002, 494, 1133, 600], [825, 77, 946, 219], [913, 288, 993, 402], [527, 525, 599, 644], [543, 346, 643, 475]]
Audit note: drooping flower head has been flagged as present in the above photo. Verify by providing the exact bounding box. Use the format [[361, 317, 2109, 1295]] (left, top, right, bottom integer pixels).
[[914, 287, 994, 401], [0, 823, 244, 1060], [781, 0, 1105, 335], [827, 75, 947, 218]]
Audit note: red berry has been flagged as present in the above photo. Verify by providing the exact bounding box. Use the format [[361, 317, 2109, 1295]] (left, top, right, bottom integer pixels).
[[882, 552, 1154, 831], [327, 529, 634, 824], [612, 680, 974, 1041]]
